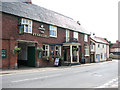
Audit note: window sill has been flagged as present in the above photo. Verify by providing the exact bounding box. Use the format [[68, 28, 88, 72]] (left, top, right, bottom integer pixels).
[[50, 35, 57, 38], [24, 32, 32, 34], [85, 55, 89, 56]]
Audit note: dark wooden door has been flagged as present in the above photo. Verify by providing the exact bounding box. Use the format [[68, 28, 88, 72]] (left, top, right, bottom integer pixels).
[[27, 47, 35, 67]]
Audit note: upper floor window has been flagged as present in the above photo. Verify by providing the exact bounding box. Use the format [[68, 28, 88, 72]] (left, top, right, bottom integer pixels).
[[91, 42, 93, 49], [55, 46, 61, 56], [73, 32, 78, 40], [50, 25, 57, 37], [66, 30, 70, 42], [103, 45, 104, 48], [84, 34, 88, 42], [21, 18, 32, 33], [43, 45, 49, 56], [98, 44, 100, 48]]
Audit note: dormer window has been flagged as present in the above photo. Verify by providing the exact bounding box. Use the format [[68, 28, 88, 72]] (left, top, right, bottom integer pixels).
[[21, 18, 32, 33]]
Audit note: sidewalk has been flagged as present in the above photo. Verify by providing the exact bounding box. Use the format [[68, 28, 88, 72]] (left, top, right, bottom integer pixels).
[[0, 60, 114, 75]]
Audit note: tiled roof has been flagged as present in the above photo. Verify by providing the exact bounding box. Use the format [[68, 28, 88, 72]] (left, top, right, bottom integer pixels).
[[91, 36, 109, 45], [111, 42, 120, 48], [1, 2, 90, 34]]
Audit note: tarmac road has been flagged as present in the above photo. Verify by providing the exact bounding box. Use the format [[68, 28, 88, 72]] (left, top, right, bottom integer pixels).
[[1, 60, 118, 88]]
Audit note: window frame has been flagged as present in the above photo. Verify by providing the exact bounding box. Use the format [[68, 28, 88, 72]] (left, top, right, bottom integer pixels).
[[49, 25, 57, 38], [84, 34, 88, 42], [66, 30, 70, 42], [43, 45, 49, 56], [98, 44, 100, 48], [21, 18, 32, 34], [55, 46, 61, 56], [103, 45, 104, 48], [73, 32, 78, 40], [84, 44, 89, 56]]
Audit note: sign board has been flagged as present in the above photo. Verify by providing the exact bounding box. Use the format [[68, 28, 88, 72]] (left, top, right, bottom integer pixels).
[[19, 25, 24, 35], [32, 33, 49, 38], [54, 58, 59, 66], [1, 49, 7, 59]]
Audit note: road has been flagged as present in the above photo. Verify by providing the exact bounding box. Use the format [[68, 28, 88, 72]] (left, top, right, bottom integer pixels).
[[2, 60, 118, 88]]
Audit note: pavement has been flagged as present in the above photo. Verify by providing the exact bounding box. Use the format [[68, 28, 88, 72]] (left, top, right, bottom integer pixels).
[[0, 60, 114, 75]]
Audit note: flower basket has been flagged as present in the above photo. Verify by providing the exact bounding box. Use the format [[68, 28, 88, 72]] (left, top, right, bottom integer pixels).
[[13, 47, 21, 54], [37, 47, 43, 52]]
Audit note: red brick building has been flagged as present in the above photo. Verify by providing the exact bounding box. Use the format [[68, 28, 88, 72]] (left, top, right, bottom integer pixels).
[[0, 1, 90, 69], [110, 40, 120, 59]]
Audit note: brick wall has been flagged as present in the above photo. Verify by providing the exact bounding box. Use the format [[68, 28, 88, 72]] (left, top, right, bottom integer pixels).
[[2, 13, 90, 68]]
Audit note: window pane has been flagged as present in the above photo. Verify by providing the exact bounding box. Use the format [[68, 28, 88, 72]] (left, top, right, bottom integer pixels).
[[46, 46, 48, 50], [56, 46, 58, 50], [29, 26, 31, 33], [26, 20, 28, 24], [29, 21, 31, 24], [54, 31, 56, 36], [45, 51, 47, 56], [43, 45, 45, 50], [23, 19, 25, 23], [24, 25, 28, 32]]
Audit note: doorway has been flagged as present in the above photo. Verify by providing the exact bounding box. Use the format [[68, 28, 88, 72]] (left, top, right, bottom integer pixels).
[[18, 42, 36, 68]]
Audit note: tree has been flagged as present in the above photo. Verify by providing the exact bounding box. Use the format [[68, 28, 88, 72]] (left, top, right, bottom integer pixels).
[[104, 38, 113, 48]]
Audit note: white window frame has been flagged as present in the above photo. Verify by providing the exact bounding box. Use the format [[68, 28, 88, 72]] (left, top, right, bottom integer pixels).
[[98, 44, 100, 48], [55, 46, 61, 56], [103, 45, 104, 48], [43, 45, 49, 56], [49, 25, 57, 37], [21, 18, 32, 34], [73, 32, 78, 40], [84, 44, 89, 56], [84, 34, 88, 42], [66, 30, 70, 42]]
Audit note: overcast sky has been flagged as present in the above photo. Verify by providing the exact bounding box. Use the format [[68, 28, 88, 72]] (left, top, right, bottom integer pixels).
[[32, 0, 119, 43]]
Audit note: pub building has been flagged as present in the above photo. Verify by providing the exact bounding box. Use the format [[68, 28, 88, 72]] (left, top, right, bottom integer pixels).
[[0, 1, 91, 69]]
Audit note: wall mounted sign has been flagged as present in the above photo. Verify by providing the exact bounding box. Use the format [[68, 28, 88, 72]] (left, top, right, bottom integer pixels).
[[19, 25, 24, 35], [32, 33, 49, 38], [38, 25, 46, 34], [1, 49, 7, 59]]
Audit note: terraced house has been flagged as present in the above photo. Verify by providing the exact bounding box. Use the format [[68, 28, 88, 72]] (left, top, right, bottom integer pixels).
[[0, 1, 91, 69]]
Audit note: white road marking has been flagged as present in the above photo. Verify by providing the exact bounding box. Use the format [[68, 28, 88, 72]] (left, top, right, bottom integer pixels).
[[96, 78, 118, 88], [12, 74, 61, 83]]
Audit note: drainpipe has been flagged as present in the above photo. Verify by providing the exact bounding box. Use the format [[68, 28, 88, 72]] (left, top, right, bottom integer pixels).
[[70, 45, 73, 64], [8, 39, 10, 69]]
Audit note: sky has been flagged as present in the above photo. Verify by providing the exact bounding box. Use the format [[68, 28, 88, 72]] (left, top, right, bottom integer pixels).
[[32, 0, 119, 43]]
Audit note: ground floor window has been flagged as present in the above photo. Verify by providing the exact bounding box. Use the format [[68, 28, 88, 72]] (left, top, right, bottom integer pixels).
[[43, 45, 49, 56], [55, 46, 61, 56]]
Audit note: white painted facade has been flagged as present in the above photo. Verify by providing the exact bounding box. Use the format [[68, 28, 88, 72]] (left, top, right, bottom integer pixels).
[[90, 37, 109, 62]]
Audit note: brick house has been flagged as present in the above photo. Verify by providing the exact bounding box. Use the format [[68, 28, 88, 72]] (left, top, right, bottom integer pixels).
[[110, 40, 120, 59], [0, 1, 90, 69]]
